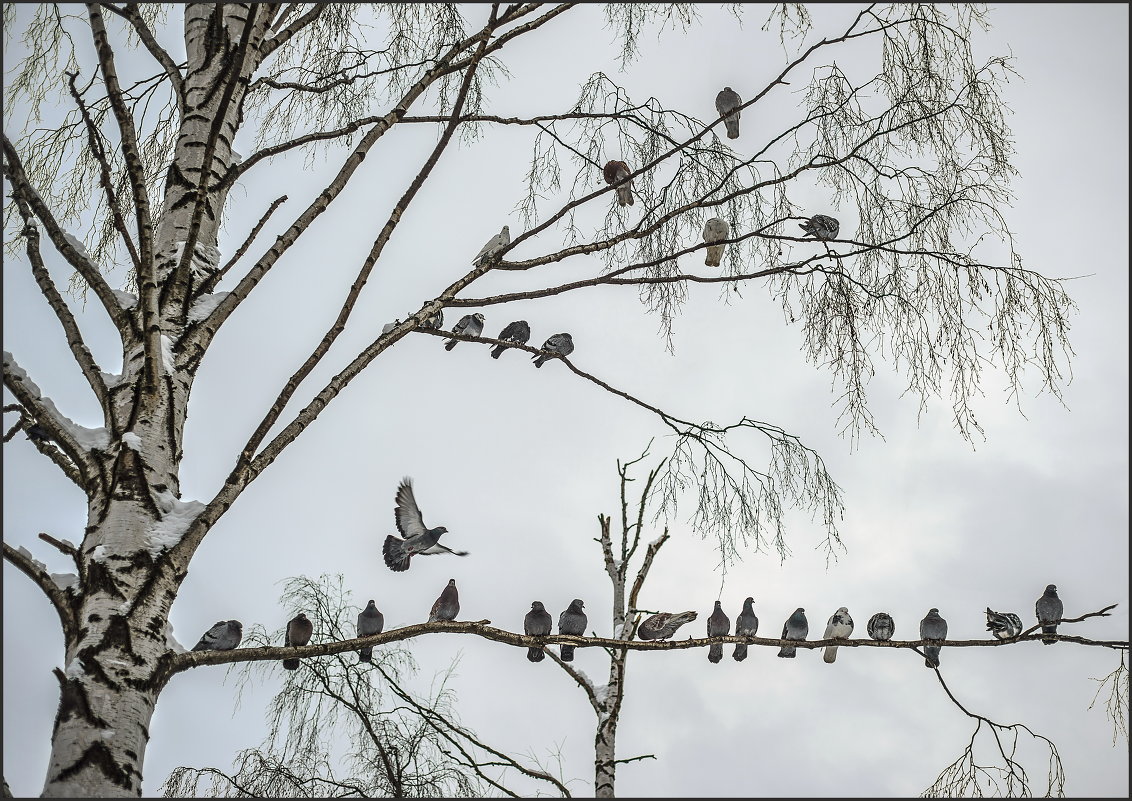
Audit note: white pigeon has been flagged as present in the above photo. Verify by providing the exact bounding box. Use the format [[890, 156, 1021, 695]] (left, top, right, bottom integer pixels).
[[715, 86, 742, 139], [444, 313, 486, 350], [822, 607, 854, 663], [703, 217, 730, 267], [473, 225, 510, 266]]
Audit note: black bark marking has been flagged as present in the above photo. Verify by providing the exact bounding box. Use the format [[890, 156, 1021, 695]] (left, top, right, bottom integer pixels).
[[51, 671, 109, 736], [53, 741, 136, 792]]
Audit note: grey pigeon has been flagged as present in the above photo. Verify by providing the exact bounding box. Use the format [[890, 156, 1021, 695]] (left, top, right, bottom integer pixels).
[[1035, 584, 1064, 645], [822, 607, 854, 664], [985, 608, 1023, 641], [867, 612, 895, 642], [25, 423, 51, 442], [602, 160, 635, 207], [382, 477, 468, 572], [778, 608, 808, 658], [191, 620, 242, 652], [920, 608, 948, 668], [524, 601, 553, 662], [429, 579, 460, 623], [799, 214, 840, 241], [282, 612, 313, 670], [557, 599, 587, 661], [473, 225, 510, 266], [421, 309, 444, 330], [356, 600, 384, 663], [533, 332, 574, 368], [703, 217, 730, 267], [733, 596, 759, 662], [715, 86, 742, 139], [444, 312, 486, 350], [490, 320, 531, 358], [637, 610, 698, 641], [706, 601, 731, 664]]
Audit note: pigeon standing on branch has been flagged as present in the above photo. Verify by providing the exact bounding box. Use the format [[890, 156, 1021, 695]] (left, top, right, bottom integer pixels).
[[799, 214, 840, 241], [867, 612, 895, 642], [822, 607, 854, 664], [636, 610, 698, 641], [920, 608, 948, 668], [702, 217, 730, 267], [715, 86, 742, 139], [533, 332, 574, 367], [602, 160, 635, 206], [524, 601, 553, 662], [777, 608, 808, 658], [282, 613, 313, 671], [356, 600, 384, 663], [985, 608, 1023, 640], [706, 601, 731, 664], [382, 477, 468, 572], [191, 620, 242, 652], [444, 313, 485, 350], [1035, 584, 1064, 645], [473, 225, 510, 266], [557, 599, 587, 661], [733, 597, 759, 662], [421, 309, 444, 330], [490, 320, 531, 358], [429, 579, 460, 623]]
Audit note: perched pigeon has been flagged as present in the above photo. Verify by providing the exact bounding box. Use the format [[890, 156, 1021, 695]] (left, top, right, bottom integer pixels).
[[867, 612, 895, 642], [703, 217, 730, 267], [733, 597, 759, 662], [985, 608, 1023, 641], [356, 600, 384, 663], [429, 579, 460, 622], [490, 320, 531, 358], [777, 608, 809, 658], [282, 612, 313, 671], [25, 423, 51, 442], [382, 477, 468, 572], [706, 601, 731, 664], [533, 332, 574, 368], [381, 320, 401, 335], [715, 86, 742, 139], [602, 160, 635, 207], [558, 599, 587, 661], [524, 601, 553, 662], [444, 312, 486, 351], [473, 225, 510, 266], [799, 214, 840, 241], [191, 620, 242, 652], [822, 607, 854, 664], [421, 309, 444, 330], [637, 611, 698, 641], [1035, 584, 1064, 645], [920, 608, 948, 668]]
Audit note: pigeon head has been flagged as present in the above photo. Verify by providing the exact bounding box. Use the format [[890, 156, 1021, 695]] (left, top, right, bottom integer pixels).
[[1045, 584, 1058, 594], [433, 526, 449, 535], [296, 613, 308, 622], [928, 607, 939, 614], [447, 579, 456, 586], [531, 601, 545, 611], [473, 313, 485, 325]]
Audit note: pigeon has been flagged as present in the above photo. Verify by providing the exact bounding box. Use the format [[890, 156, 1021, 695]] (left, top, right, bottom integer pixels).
[[822, 607, 854, 664], [428, 579, 460, 622], [490, 320, 531, 358], [381, 320, 401, 335], [732, 597, 759, 662], [444, 312, 486, 350], [356, 600, 384, 663], [191, 620, 242, 652], [25, 423, 51, 442], [715, 86, 742, 139], [706, 601, 731, 664], [920, 608, 948, 668], [867, 612, 895, 642], [282, 612, 313, 670], [777, 608, 808, 658], [1035, 584, 1064, 645], [985, 608, 1023, 641], [602, 160, 635, 207], [557, 599, 587, 661], [421, 309, 444, 330], [532, 332, 574, 368], [703, 217, 730, 267], [636, 611, 698, 641], [382, 477, 468, 572], [798, 214, 840, 241], [524, 601, 553, 662], [473, 225, 510, 266]]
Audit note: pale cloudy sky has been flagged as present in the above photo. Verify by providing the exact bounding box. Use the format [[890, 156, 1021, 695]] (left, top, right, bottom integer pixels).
[[3, 3, 1128, 798]]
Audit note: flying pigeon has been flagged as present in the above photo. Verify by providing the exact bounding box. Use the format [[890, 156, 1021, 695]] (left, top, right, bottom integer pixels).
[[822, 607, 854, 664], [444, 312, 486, 351], [557, 599, 587, 661], [985, 608, 1023, 641], [25, 423, 51, 442], [636, 610, 698, 641], [1035, 584, 1064, 645], [602, 160, 635, 207], [733, 597, 759, 662], [532, 332, 574, 368], [429, 579, 460, 623], [490, 320, 531, 358], [715, 86, 742, 139], [703, 217, 730, 267], [706, 601, 731, 664], [920, 608, 948, 668], [421, 309, 444, 330], [191, 620, 242, 652], [524, 601, 553, 662], [777, 608, 808, 658], [867, 612, 895, 642], [382, 477, 468, 572], [282, 612, 313, 671], [356, 600, 384, 663], [799, 214, 840, 241], [473, 225, 510, 266]]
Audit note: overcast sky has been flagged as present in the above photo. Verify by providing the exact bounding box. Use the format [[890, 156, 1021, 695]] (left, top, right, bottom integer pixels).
[[3, 3, 1128, 797]]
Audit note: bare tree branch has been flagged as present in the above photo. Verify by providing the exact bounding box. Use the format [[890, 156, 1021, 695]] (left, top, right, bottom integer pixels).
[[2, 542, 78, 641]]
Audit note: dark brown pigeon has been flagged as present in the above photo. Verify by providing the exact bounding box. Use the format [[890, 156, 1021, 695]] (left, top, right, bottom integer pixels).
[[429, 579, 460, 623]]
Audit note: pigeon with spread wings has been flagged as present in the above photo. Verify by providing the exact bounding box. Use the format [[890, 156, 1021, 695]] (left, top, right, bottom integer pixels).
[[382, 478, 468, 572]]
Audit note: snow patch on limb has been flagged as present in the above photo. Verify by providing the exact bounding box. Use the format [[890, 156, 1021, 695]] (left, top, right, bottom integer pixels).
[[90, 545, 109, 562], [112, 290, 138, 309], [17, 545, 48, 573], [188, 291, 230, 323], [65, 657, 85, 678], [62, 231, 90, 260], [593, 684, 611, 705], [121, 432, 142, 451], [99, 371, 122, 387], [570, 667, 596, 692], [2, 352, 111, 451], [165, 621, 188, 655], [50, 572, 79, 592], [159, 335, 175, 373], [147, 492, 206, 556]]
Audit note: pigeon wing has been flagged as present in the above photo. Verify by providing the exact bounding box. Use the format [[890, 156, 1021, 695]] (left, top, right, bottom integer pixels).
[[394, 478, 428, 539]]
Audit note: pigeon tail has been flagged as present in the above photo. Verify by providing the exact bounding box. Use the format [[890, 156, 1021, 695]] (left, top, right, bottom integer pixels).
[[382, 535, 411, 572], [724, 118, 739, 139], [1041, 625, 1058, 645], [777, 646, 796, 658], [560, 645, 575, 661], [283, 658, 300, 670], [533, 355, 548, 368], [527, 647, 545, 662], [823, 646, 839, 664], [708, 643, 723, 664], [490, 345, 505, 358], [616, 185, 634, 207], [358, 648, 373, 663], [733, 643, 748, 662], [705, 245, 723, 267], [924, 646, 941, 668], [444, 339, 458, 351]]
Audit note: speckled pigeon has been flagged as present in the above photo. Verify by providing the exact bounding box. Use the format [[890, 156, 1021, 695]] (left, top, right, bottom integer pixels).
[[706, 601, 731, 664], [799, 214, 840, 241], [356, 600, 384, 663], [382, 477, 468, 572], [473, 225, 510, 266], [557, 599, 587, 661], [282, 613, 313, 670], [703, 217, 730, 267], [637, 610, 698, 641], [732, 597, 759, 662], [715, 86, 742, 139], [777, 608, 808, 658], [602, 160, 635, 207], [490, 320, 531, 358], [429, 579, 460, 623], [920, 608, 948, 668], [421, 309, 444, 330], [867, 612, 895, 642], [524, 601, 553, 662], [822, 607, 854, 664], [1035, 584, 1064, 645], [444, 313, 486, 351], [533, 332, 574, 367], [985, 608, 1023, 641], [191, 620, 242, 652]]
